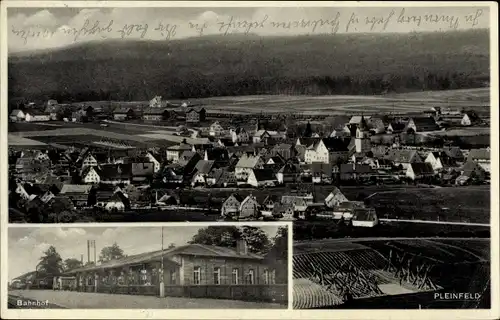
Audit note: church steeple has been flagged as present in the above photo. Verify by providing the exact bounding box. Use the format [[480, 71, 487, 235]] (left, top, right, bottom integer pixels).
[[359, 114, 368, 132]]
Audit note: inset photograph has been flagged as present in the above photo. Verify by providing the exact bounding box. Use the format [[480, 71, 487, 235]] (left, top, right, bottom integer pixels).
[[7, 224, 288, 309], [292, 237, 490, 309]]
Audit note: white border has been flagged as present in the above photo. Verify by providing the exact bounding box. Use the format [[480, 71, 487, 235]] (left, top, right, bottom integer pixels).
[[1, 1, 499, 319]]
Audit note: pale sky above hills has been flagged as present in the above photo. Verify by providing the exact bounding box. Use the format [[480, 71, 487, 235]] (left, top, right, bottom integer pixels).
[[7, 6, 490, 52], [8, 226, 280, 282]]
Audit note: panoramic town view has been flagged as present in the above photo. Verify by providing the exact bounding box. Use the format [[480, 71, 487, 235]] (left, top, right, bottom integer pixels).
[[4, 4, 493, 313], [8, 225, 288, 308]]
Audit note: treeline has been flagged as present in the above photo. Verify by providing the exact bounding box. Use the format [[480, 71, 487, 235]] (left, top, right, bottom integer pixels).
[[8, 30, 489, 104], [8, 71, 488, 107]]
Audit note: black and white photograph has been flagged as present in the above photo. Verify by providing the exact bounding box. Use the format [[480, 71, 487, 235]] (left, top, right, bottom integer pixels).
[[1, 1, 498, 319], [7, 224, 289, 309]]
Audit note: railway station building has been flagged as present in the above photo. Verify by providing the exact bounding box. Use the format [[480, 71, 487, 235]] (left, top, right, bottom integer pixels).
[[63, 241, 287, 303]]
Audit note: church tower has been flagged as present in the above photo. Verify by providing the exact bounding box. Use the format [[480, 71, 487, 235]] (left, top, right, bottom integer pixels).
[[355, 115, 371, 154]]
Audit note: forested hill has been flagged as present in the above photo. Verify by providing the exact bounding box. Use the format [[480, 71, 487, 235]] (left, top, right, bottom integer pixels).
[[8, 29, 489, 103]]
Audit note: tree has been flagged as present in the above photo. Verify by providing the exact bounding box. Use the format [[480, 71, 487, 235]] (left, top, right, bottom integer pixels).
[[189, 226, 271, 254], [98, 243, 126, 263], [64, 258, 83, 271], [270, 226, 288, 260], [38, 246, 64, 276], [240, 226, 271, 254]]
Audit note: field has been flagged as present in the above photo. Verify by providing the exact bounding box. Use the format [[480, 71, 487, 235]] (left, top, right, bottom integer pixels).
[[293, 238, 490, 309], [365, 186, 490, 224], [198, 88, 490, 115]]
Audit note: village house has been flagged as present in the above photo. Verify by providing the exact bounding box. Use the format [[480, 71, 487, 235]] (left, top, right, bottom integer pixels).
[[186, 107, 206, 123], [457, 160, 488, 184], [424, 151, 456, 172], [166, 144, 193, 163], [386, 122, 406, 134], [161, 166, 184, 185], [221, 194, 244, 219], [443, 146, 465, 163], [142, 108, 170, 122], [339, 163, 374, 181], [235, 154, 263, 181], [24, 110, 51, 122], [269, 143, 296, 160], [59, 184, 93, 207], [191, 160, 216, 186], [99, 164, 132, 185], [272, 203, 296, 221], [304, 138, 349, 164], [467, 148, 490, 173], [104, 191, 131, 212], [405, 117, 440, 133], [238, 195, 261, 220], [45, 105, 62, 120], [209, 121, 226, 137], [9, 109, 26, 122], [252, 130, 285, 144], [145, 151, 163, 173], [366, 117, 386, 134], [266, 156, 285, 166], [229, 128, 250, 144], [113, 107, 135, 121], [309, 162, 333, 184], [247, 169, 277, 188], [130, 160, 155, 184], [405, 162, 435, 180], [149, 95, 165, 108], [324, 187, 349, 208], [81, 166, 101, 184], [461, 111, 481, 126], [276, 163, 300, 184], [260, 195, 281, 217], [331, 201, 365, 220], [281, 196, 308, 214]]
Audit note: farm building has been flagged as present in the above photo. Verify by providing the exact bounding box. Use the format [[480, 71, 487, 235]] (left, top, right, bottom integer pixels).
[[405, 117, 440, 133], [24, 110, 51, 122], [349, 115, 372, 125], [405, 162, 435, 180], [113, 107, 135, 121], [9, 109, 26, 122], [467, 147, 490, 171], [310, 162, 333, 184], [186, 107, 206, 123], [351, 208, 378, 227], [331, 201, 365, 220], [142, 108, 170, 121], [461, 111, 481, 126], [63, 241, 287, 303]]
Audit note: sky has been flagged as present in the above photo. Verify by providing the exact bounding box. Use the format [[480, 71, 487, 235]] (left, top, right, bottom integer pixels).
[[7, 6, 490, 52], [8, 225, 282, 282]]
